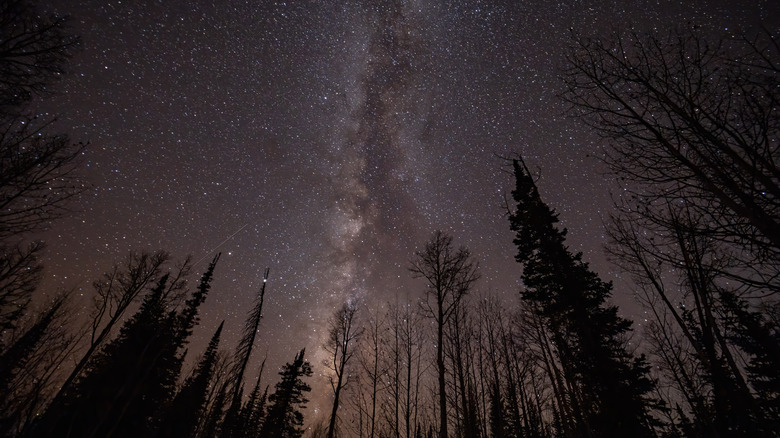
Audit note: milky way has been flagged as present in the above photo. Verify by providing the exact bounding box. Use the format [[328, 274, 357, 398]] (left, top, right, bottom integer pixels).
[[33, 0, 776, 416]]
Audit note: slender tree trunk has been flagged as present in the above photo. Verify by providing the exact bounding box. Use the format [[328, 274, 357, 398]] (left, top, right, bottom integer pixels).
[[370, 336, 379, 438], [327, 372, 343, 438], [437, 303, 447, 438]]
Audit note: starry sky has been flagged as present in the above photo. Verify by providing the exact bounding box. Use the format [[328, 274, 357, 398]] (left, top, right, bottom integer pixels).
[[33, 0, 776, 416]]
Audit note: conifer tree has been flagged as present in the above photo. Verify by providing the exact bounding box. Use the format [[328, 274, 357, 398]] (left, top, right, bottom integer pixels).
[[508, 157, 658, 437], [223, 268, 269, 438], [201, 381, 230, 438], [488, 383, 509, 438], [720, 291, 780, 430], [0, 294, 65, 399], [158, 321, 225, 438], [47, 274, 174, 438], [0, 294, 67, 435], [231, 358, 266, 438], [239, 379, 268, 438], [259, 349, 312, 438], [39, 255, 219, 438], [177, 254, 220, 346]]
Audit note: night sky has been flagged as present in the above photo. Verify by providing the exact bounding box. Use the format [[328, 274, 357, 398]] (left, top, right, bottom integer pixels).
[[33, 0, 776, 418]]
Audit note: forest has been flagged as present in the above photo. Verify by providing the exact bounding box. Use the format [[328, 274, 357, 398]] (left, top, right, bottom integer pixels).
[[0, 1, 778, 437]]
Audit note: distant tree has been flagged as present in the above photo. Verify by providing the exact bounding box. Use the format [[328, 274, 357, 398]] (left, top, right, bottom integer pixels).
[[223, 268, 269, 438], [324, 300, 360, 438], [259, 349, 312, 438], [444, 300, 480, 438], [508, 157, 659, 437], [158, 321, 225, 438], [477, 299, 511, 438], [390, 302, 427, 438], [410, 231, 479, 438], [308, 419, 328, 438], [353, 307, 388, 438]]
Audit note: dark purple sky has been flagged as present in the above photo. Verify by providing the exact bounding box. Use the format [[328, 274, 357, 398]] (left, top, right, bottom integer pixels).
[[34, 0, 776, 416]]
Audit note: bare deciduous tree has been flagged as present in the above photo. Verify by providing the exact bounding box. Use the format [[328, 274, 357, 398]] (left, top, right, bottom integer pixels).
[[563, 27, 780, 294], [324, 300, 360, 438], [0, 0, 79, 114], [564, 26, 780, 436], [410, 231, 479, 438], [0, 0, 84, 343]]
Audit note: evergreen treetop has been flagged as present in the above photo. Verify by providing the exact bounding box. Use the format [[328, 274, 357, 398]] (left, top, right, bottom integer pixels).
[[508, 157, 659, 437], [260, 348, 313, 438]]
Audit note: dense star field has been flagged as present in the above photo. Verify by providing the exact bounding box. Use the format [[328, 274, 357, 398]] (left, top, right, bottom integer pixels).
[[29, 0, 775, 423]]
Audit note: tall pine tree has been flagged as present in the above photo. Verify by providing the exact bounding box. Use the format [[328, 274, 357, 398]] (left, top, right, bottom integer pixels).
[[508, 157, 658, 437], [223, 268, 269, 438], [259, 349, 312, 438], [158, 321, 225, 438]]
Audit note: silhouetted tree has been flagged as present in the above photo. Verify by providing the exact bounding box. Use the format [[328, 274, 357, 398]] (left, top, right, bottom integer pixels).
[[259, 349, 312, 438], [238, 372, 268, 438], [352, 307, 388, 438], [410, 231, 479, 438], [223, 268, 269, 438], [488, 382, 509, 438], [50, 274, 175, 438], [721, 291, 780, 430], [50, 250, 173, 408], [0, 294, 64, 395], [562, 27, 780, 293], [564, 26, 779, 436], [0, 0, 79, 115], [0, 293, 68, 436], [608, 204, 772, 436], [508, 157, 658, 437], [324, 300, 360, 438], [38, 255, 218, 438], [445, 300, 481, 438], [391, 302, 427, 438], [201, 379, 230, 438], [0, 243, 43, 339], [0, 0, 84, 241], [158, 321, 225, 438], [0, 0, 83, 344]]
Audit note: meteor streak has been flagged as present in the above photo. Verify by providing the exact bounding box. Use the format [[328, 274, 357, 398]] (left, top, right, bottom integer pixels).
[[195, 223, 249, 266]]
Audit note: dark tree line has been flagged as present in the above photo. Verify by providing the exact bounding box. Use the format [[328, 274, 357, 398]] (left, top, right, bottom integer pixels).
[[320, 25, 778, 438], [0, 2, 317, 438], [1, 2, 777, 437]]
